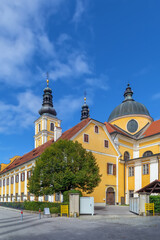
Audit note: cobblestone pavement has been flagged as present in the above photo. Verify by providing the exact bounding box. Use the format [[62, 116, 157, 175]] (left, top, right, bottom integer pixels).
[[0, 207, 160, 240]]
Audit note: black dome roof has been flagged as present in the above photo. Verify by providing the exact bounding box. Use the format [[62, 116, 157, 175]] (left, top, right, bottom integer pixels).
[[108, 84, 151, 122]]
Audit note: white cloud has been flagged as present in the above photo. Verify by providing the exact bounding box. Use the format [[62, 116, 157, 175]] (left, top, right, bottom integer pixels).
[[85, 75, 109, 91], [0, 0, 63, 86], [57, 33, 71, 45], [152, 93, 160, 100], [72, 0, 85, 23], [49, 53, 91, 81], [55, 95, 83, 120], [0, 91, 41, 133]]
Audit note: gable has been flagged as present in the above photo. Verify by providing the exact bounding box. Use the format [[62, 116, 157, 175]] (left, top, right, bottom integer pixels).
[[72, 121, 119, 157]]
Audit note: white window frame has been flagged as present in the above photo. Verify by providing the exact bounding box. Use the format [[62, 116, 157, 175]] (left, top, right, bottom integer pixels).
[[108, 163, 113, 175], [129, 167, 134, 177], [143, 164, 149, 175]]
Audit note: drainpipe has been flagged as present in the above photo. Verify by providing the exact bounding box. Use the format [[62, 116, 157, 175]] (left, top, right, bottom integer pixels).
[[124, 159, 126, 203], [157, 156, 159, 180]]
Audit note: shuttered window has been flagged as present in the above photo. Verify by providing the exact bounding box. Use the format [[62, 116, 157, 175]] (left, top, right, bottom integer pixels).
[[84, 134, 89, 143], [107, 163, 116, 175]]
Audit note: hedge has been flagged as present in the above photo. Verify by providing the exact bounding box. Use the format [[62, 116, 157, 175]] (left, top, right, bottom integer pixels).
[[0, 201, 69, 213], [150, 195, 160, 213]]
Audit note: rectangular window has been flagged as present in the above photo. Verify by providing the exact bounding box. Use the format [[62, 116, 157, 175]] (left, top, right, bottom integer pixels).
[[55, 192, 60, 201], [143, 164, 149, 175], [6, 194, 8, 202], [95, 126, 99, 133], [7, 178, 9, 185], [27, 171, 31, 179], [50, 123, 54, 131], [27, 192, 30, 201], [11, 176, 14, 184], [0, 180, 1, 187], [21, 192, 24, 201], [44, 195, 48, 201], [107, 163, 116, 175], [108, 163, 113, 174], [38, 123, 41, 132], [21, 172, 25, 182], [129, 167, 134, 177], [3, 179, 5, 186], [16, 193, 18, 201], [16, 175, 19, 183], [129, 190, 134, 198], [84, 134, 89, 143], [104, 140, 109, 148], [11, 194, 13, 202]]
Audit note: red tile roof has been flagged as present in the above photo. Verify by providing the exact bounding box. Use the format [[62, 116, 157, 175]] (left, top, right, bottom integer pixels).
[[105, 122, 131, 137], [141, 119, 160, 138], [0, 118, 91, 175]]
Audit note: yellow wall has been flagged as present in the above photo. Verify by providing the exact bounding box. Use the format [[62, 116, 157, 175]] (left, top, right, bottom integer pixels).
[[73, 122, 119, 203]]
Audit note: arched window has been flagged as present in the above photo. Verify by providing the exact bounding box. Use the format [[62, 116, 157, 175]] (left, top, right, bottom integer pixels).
[[50, 123, 54, 131], [143, 151, 153, 157], [124, 151, 130, 161]]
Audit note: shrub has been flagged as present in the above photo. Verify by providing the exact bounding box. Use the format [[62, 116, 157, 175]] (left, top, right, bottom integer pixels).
[[50, 207, 59, 214], [150, 195, 160, 213]]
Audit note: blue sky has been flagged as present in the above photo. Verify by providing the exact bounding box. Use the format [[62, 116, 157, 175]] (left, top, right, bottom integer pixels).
[[1, 0, 160, 164]]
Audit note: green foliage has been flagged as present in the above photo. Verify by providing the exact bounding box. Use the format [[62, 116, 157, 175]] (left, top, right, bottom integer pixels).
[[50, 207, 59, 214], [0, 202, 24, 210], [150, 195, 160, 213], [63, 190, 82, 203], [28, 139, 101, 196], [23, 201, 61, 212]]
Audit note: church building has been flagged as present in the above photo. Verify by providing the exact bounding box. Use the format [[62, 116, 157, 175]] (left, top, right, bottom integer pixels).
[[0, 80, 160, 205]]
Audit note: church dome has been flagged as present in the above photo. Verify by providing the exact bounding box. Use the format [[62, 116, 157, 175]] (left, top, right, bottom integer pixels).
[[108, 84, 151, 122]]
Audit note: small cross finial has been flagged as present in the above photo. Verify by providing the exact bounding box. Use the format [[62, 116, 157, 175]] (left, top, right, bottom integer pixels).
[[46, 72, 49, 87], [84, 91, 86, 102]]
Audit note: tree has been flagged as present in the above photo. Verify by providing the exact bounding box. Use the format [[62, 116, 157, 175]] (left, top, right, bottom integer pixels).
[[28, 139, 101, 196]]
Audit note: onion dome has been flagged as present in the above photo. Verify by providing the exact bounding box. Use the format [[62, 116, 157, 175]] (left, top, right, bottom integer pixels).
[[108, 84, 151, 122], [81, 94, 90, 121], [39, 78, 57, 116]]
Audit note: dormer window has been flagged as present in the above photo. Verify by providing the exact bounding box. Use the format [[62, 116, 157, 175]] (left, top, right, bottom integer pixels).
[[95, 126, 99, 133], [50, 123, 54, 131]]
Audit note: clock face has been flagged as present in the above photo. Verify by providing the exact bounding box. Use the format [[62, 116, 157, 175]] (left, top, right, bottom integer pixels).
[[127, 119, 138, 133]]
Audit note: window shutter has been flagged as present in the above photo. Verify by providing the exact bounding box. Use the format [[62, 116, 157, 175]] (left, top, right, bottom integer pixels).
[[113, 164, 116, 175], [107, 163, 109, 174]]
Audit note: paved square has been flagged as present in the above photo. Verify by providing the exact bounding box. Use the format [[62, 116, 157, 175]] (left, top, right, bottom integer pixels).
[[0, 207, 160, 240]]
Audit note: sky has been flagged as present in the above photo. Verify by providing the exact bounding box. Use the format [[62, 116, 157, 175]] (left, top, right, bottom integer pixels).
[[1, 0, 160, 164]]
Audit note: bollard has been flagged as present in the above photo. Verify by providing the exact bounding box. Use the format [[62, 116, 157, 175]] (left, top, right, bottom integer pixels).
[[39, 208, 41, 219], [21, 211, 23, 221]]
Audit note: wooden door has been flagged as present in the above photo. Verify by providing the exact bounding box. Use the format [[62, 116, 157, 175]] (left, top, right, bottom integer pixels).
[[106, 187, 115, 205]]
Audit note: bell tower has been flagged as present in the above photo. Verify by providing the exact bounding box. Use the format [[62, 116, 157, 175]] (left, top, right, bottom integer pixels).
[[34, 77, 62, 148]]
